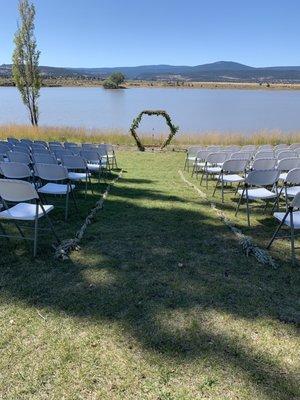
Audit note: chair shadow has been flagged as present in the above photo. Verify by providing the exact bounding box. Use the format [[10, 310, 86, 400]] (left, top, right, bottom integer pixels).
[[0, 179, 299, 400]]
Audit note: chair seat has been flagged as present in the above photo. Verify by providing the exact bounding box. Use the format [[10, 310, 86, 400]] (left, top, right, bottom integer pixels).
[[0, 203, 53, 221], [284, 186, 300, 198], [274, 211, 300, 229], [279, 172, 288, 181], [87, 163, 102, 171], [195, 162, 205, 167], [68, 172, 90, 181], [217, 174, 244, 183], [207, 166, 222, 174], [38, 183, 75, 195], [238, 188, 277, 200], [188, 156, 197, 161]]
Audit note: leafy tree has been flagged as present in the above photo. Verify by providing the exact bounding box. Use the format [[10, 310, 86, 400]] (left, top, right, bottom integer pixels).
[[103, 72, 125, 89], [12, 0, 41, 126], [110, 72, 125, 86]]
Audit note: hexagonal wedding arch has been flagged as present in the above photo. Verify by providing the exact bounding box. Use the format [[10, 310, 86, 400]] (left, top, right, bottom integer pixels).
[[129, 110, 179, 151]]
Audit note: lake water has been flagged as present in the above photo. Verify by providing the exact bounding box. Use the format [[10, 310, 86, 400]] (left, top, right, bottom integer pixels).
[[1, 86, 300, 135]]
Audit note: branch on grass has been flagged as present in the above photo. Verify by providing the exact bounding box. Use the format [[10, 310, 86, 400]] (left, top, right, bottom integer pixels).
[[54, 170, 123, 260], [178, 170, 276, 268]]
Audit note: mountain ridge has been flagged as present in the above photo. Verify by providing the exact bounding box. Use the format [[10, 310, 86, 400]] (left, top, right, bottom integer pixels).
[[2, 61, 300, 82]]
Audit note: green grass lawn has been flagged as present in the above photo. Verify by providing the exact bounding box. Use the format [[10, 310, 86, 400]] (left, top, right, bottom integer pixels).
[[0, 151, 299, 400]]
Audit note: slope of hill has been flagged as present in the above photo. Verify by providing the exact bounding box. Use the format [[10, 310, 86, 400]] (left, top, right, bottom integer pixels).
[[2, 61, 300, 82]]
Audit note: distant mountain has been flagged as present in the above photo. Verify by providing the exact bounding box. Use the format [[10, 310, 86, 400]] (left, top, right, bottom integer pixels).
[[2, 61, 300, 82]]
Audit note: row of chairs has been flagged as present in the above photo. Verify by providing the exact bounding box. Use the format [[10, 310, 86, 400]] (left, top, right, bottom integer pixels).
[[185, 145, 300, 265], [0, 139, 118, 169], [0, 138, 118, 257]]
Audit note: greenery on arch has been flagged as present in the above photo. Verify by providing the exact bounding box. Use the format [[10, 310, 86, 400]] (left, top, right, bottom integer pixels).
[[129, 110, 179, 151]]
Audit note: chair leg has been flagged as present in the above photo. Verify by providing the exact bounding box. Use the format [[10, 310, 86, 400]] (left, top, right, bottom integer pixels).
[[33, 210, 38, 258], [267, 209, 290, 249], [212, 175, 220, 197], [40, 202, 61, 244], [245, 188, 250, 227], [221, 177, 224, 203], [290, 212, 296, 266], [65, 187, 69, 221], [235, 188, 245, 217]]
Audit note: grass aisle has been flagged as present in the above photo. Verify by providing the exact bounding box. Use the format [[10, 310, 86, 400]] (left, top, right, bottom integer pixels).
[[0, 151, 299, 399]]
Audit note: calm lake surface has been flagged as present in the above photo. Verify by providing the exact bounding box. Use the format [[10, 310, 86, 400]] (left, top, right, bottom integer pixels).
[[1, 86, 300, 134]]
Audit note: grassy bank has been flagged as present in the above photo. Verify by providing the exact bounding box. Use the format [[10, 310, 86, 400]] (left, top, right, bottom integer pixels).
[[1, 124, 300, 147], [0, 151, 299, 399], [2, 76, 300, 90]]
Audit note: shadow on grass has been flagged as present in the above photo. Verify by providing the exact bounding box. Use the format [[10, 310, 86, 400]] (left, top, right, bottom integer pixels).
[[0, 175, 299, 399]]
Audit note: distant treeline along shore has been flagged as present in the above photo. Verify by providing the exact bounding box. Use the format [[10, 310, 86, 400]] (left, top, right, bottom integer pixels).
[[2, 61, 300, 89]]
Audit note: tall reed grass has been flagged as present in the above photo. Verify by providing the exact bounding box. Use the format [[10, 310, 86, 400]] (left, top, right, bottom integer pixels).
[[1, 124, 300, 147]]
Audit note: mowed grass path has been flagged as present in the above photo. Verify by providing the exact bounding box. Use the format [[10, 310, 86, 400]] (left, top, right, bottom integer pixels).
[[0, 151, 299, 400]]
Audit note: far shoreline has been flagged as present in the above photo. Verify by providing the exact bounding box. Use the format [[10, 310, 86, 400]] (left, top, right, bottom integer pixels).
[[2, 77, 300, 91]]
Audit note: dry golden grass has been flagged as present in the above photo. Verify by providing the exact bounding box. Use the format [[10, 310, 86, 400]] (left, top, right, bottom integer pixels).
[[1, 124, 300, 147]]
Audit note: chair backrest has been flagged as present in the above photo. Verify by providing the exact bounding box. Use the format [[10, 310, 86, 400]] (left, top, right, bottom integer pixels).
[[241, 145, 257, 151], [7, 138, 19, 145], [246, 169, 279, 186], [80, 150, 100, 163], [64, 142, 78, 149], [255, 151, 274, 159], [289, 143, 300, 150], [49, 141, 62, 146], [31, 147, 50, 155], [100, 143, 115, 154], [33, 153, 58, 165], [12, 145, 30, 154], [7, 151, 31, 165], [195, 150, 210, 161], [291, 192, 300, 208], [0, 162, 31, 179], [54, 149, 74, 160], [0, 144, 10, 155], [277, 157, 300, 172], [230, 151, 252, 161], [285, 168, 300, 185], [258, 145, 273, 151], [276, 150, 298, 160], [252, 158, 276, 170], [206, 152, 228, 164], [222, 159, 248, 173], [61, 155, 86, 169], [0, 179, 38, 202], [82, 143, 97, 150], [35, 163, 69, 181], [274, 144, 289, 151], [34, 140, 48, 147], [187, 146, 203, 156]]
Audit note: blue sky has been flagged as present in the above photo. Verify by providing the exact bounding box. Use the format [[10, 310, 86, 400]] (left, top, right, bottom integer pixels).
[[1, 0, 300, 68]]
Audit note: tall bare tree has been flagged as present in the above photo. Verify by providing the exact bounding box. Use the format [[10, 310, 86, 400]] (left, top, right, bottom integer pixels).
[[12, 0, 41, 126]]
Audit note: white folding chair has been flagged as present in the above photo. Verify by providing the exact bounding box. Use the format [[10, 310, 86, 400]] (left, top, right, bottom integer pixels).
[[267, 192, 300, 265], [80, 150, 105, 182], [200, 152, 228, 187], [61, 155, 93, 197], [0, 162, 32, 181], [33, 153, 58, 165], [276, 150, 298, 160], [213, 159, 248, 202], [7, 151, 31, 165], [0, 179, 59, 257], [184, 146, 204, 171], [251, 158, 276, 171], [35, 163, 77, 221], [100, 144, 117, 169], [276, 158, 300, 181], [280, 168, 300, 209], [235, 170, 280, 226]]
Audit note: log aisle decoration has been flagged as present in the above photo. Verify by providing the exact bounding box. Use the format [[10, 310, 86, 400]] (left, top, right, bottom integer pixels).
[[129, 110, 179, 151], [178, 170, 276, 267], [54, 169, 123, 260]]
